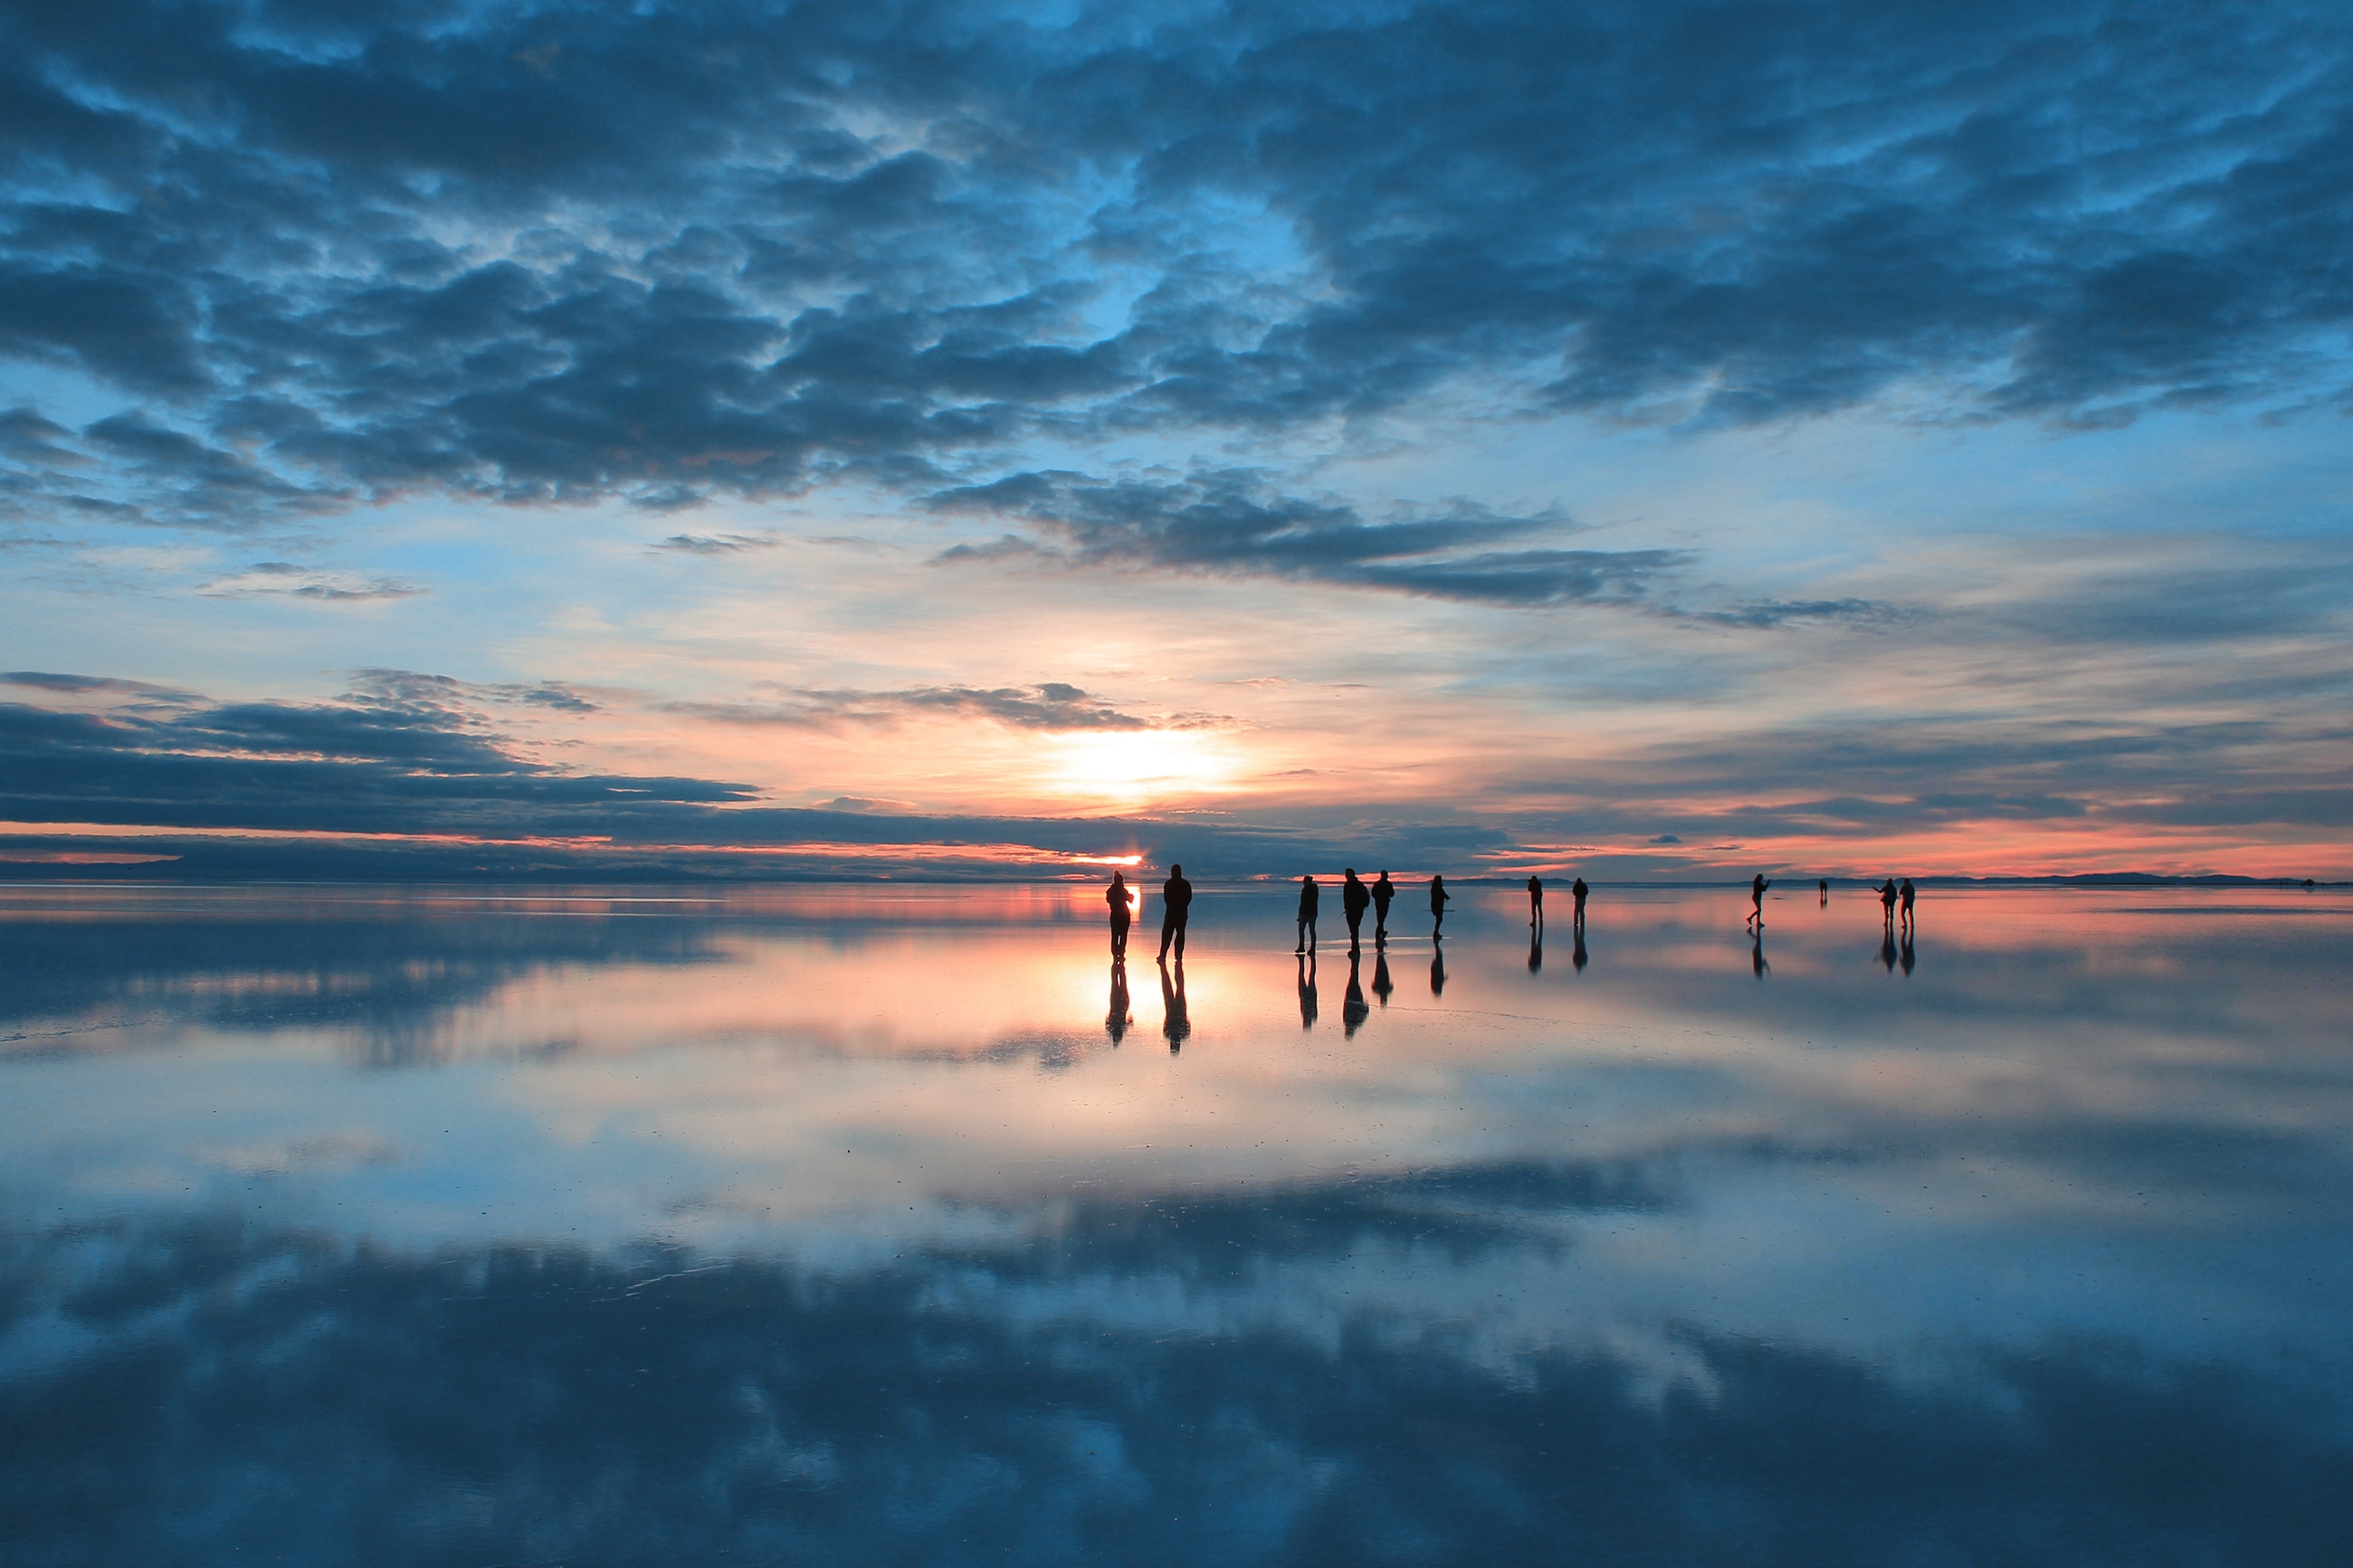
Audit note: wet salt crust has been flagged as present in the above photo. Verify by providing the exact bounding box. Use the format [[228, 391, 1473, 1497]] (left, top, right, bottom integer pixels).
[[3, 882, 2348, 1565]]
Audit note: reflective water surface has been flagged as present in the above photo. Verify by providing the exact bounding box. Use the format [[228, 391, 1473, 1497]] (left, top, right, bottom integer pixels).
[[4, 881, 2349, 1565]]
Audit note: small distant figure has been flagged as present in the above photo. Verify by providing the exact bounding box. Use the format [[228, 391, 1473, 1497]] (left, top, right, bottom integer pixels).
[[1106, 961, 1131, 1044], [1571, 877, 1588, 925], [2304, 878, 2317, 890], [1818, 879, 1829, 906], [1371, 870, 1396, 944], [1751, 926, 1769, 979], [1372, 949, 1393, 1007], [1428, 874, 1451, 936], [1160, 959, 1189, 1052], [1342, 868, 1371, 952], [1528, 875, 1545, 931], [1295, 874, 1320, 954], [1878, 878, 1899, 927], [1900, 877, 1916, 934], [1106, 870, 1133, 958], [1157, 863, 1193, 964], [1342, 952, 1368, 1037], [1748, 873, 1771, 929], [1429, 943, 1447, 997], [1297, 953, 1319, 1030]]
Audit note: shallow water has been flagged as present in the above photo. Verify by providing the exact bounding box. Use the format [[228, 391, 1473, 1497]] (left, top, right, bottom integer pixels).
[[3, 881, 2348, 1565]]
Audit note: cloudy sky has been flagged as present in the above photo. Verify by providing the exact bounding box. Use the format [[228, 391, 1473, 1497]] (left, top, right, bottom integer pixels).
[[3, 0, 2348, 879]]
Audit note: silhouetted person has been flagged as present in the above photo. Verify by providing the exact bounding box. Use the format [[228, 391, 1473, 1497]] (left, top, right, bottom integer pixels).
[[1342, 868, 1370, 952], [2304, 878, 2317, 890], [1157, 863, 1193, 963], [1818, 879, 1829, 906], [1297, 952, 1319, 1030], [1880, 926, 1899, 972], [1342, 951, 1368, 1036], [1900, 932, 1916, 976], [1106, 960, 1131, 1044], [1160, 959, 1189, 1051], [1878, 878, 1899, 927], [1106, 870, 1132, 958], [1748, 873, 1771, 929], [1751, 926, 1769, 979], [1430, 941, 1447, 997], [1900, 877, 1916, 933], [1429, 874, 1451, 936], [1372, 948, 1393, 1007], [1295, 874, 1320, 954], [1571, 925, 1588, 972], [1528, 875, 1545, 930], [1571, 877, 1588, 925], [1371, 870, 1396, 944]]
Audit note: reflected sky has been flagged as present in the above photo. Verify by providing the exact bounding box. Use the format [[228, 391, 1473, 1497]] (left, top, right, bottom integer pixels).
[[5, 883, 2350, 1563]]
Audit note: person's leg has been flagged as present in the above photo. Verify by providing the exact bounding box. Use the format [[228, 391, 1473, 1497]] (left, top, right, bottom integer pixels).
[[1173, 916, 1186, 960], [1295, 917, 1305, 954]]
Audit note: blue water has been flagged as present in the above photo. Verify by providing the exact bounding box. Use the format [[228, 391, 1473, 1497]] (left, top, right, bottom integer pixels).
[[3, 882, 2348, 1565]]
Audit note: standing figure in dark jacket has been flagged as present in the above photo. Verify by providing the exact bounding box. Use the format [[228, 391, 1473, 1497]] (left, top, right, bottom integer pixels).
[[1571, 877, 1588, 926], [1157, 863, 1194, 963], [1527, 875, 1545, 931], [1878, 878, 1899, 926], [1428, 874, 1451, 936], [1371, 871, 1396, 944], [1106, 870, 1133, 958], [1295, 875, 1320, 954], [1900, 877, 1917, 933], [1341, 869, 1371, 952]]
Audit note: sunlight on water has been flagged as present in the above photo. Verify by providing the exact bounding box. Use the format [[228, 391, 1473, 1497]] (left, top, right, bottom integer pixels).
[[3, 882, 2348, 1563]]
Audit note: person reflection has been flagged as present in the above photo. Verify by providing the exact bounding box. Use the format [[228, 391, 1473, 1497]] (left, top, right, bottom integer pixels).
[[1571, 924, 1588, 972], [1295, 874, 1319, 954], [1372, 948, 1393, 1007], [1750, 926, 1770, 979], [1879, 925, 1899, 973], [1528, 928, 1543, 972], [1107, 960, 1132, 1044], [1106, 870, 1132, 959], [1297, 952, 1319, 1030], [1428, 873, 1451, 936], [1372, 870, 1396, 945], [1160, 959, 1190, 1052], [1343, 951, 1369, 1036], [1900, 932, 1916, 976], [1429, 939, 1447, 997]]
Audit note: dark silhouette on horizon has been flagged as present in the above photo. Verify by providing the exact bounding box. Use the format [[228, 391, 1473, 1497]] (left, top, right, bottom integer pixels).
[[1297, 952, 1319, 1030], [1342, 951, 1368, 1036], [1900, 877, 1917, 935], [1528, 874, 1544, 932], [1342, 869, 1371, 952], [1429, 874, 1451, 937], [1748, 873, 1771, 930], [1372, 948, 1393, 1007], [1819, 878, 1829, 906], [1106, 960, 1131, 1044], [1106, 870, 1132, 959], [1157, 863, 1193, 964], [1295, 874, 1319, 954], [1371, 870, 1396, 945], [1160, 959, 1189, 1052], [1429, 939, 1447, 997]]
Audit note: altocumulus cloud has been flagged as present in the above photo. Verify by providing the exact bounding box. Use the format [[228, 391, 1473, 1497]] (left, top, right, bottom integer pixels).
[[0, 0, 2348, 536]]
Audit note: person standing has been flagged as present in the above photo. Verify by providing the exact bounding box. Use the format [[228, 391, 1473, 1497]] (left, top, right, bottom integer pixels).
[[1295, 874, 1320, 954], [1900, 877, 1916, 933], [1371, 870, 1396, 944], [1428, 873, 1451, 936], [1527, 874, 1544, 931], [1748, 872, 1771, 928], [1157, 862, 1194, 963], [1341, 868, 1371, 952], [1878, 878, 1899, 926], [1106, 870, 1132, 959], [1570, 877, 1588, 925]]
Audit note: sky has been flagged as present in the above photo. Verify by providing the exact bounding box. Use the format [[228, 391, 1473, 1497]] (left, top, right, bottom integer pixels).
[[2, 0, 2349, 880]]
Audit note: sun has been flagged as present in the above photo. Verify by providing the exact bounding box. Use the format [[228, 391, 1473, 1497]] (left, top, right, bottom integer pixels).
[[1044, 729, 1235, 805]]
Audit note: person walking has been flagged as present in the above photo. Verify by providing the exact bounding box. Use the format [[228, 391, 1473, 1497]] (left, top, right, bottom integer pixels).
[[1157, 862, 1194, 964], [1341, 868, 1371, 953], [1371, 870, 1396, 944], [1106, 870, 1132, 958], [1527, 874, 1545, 931], [1428, 873, 1451, 936], [1295, 874, 1320, 954], [1748, 872, 1771, 928]]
